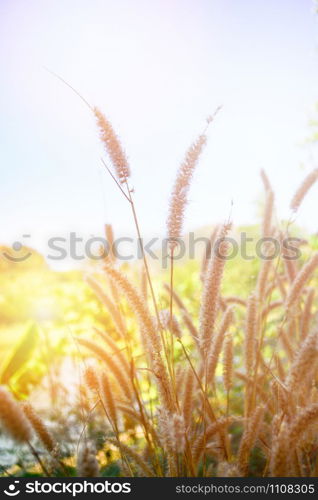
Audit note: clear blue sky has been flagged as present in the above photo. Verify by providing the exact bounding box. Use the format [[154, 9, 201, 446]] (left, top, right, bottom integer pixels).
[[1, 0, 318, 263]]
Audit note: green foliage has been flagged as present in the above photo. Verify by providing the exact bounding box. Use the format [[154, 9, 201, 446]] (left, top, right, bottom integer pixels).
[[0, 323, 39, 385]]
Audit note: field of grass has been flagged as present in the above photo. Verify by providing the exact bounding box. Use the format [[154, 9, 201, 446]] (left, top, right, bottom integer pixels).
[[1, 109, 318, 478]]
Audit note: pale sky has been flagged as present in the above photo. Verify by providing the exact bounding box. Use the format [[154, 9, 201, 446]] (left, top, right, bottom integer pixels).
[[1, 0, 318, 265]]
